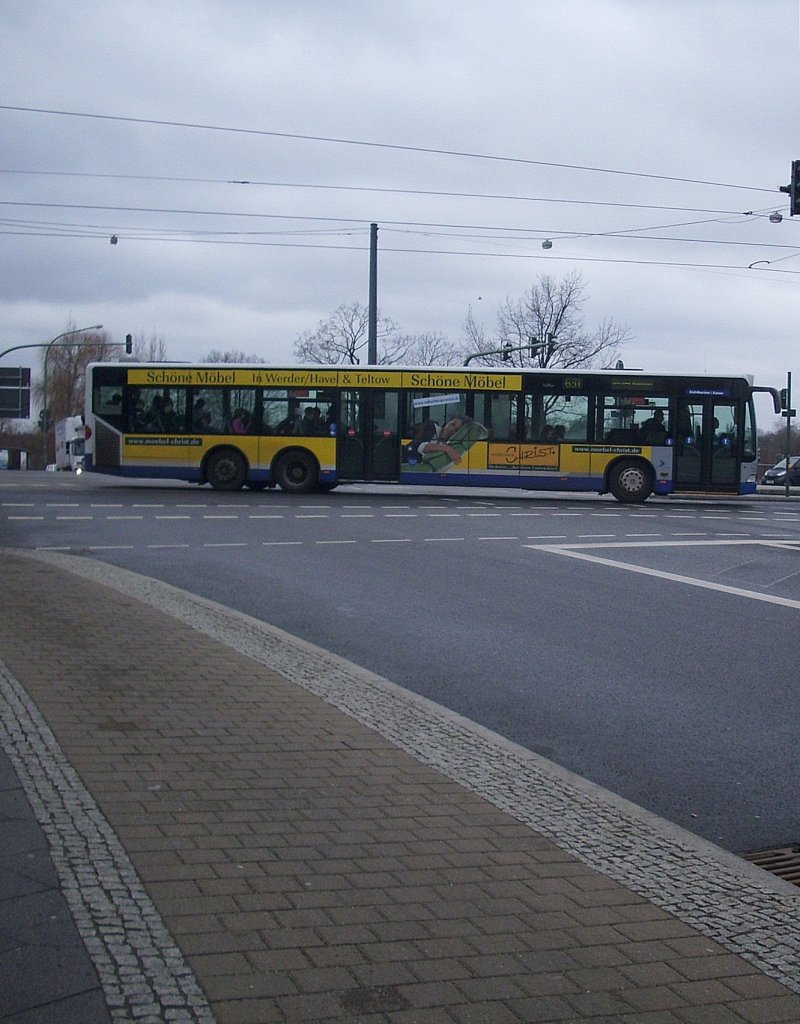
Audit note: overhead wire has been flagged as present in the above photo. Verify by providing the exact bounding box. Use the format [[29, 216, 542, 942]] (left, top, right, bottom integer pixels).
[[0, 167, 768, 217], [0, 105, 794, 273], [0, 103, 782, 195]]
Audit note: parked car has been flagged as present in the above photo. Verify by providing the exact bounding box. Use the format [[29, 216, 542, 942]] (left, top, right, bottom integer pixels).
[[762, 456, 800, 486]]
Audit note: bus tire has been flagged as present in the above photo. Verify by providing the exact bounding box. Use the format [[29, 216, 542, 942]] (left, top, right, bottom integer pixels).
[[274, 450, 318, 493], [608, 459, 654, 503], [206, 448, 247, 491]]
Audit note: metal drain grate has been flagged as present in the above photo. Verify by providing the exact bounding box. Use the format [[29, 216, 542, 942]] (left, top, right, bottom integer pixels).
[[742, 845, 800, 887]]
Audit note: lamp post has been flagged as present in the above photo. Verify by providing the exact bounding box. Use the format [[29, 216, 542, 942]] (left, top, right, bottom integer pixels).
[[41, 325, 103, 466]]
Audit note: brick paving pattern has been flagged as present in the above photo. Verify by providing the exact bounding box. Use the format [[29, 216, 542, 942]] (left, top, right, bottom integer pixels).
[[1, 548, 799, 1023]]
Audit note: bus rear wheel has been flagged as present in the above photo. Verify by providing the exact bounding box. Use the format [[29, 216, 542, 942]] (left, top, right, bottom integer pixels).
[[206, 448, 247, 491], [274, 450, 318, 493], [608, 459, 653, 503]]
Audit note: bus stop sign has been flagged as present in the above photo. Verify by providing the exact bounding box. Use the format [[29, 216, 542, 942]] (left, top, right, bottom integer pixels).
[[0, 367, 31, 418]]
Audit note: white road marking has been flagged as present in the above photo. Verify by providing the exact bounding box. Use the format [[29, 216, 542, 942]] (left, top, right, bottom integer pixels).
[[529, 538, 800, 610]]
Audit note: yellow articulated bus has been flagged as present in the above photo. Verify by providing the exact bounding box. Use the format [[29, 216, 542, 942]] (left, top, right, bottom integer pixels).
[[84, 362, 780, 503]]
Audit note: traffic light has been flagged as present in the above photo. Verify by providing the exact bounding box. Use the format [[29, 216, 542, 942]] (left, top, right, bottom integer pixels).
[[502, 342, 512, 361], [125, 333, 133, 355], [37, 408, 51, 432], [780, 388, 788, 410], [779, 160, 800, 216]]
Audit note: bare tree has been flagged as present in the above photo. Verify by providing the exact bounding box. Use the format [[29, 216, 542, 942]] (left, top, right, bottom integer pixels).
[[294, 303, 462, 366], [294, 303, 409, 365], [204, 348, 264, 363], [131, 331, 169, 361], [406, 330, 463, 366], [37, 325, 117, 422], [464, 272, 630, 369]]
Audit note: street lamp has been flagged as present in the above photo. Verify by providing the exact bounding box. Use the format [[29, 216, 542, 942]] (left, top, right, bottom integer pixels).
[[41, 325, 103, 466]]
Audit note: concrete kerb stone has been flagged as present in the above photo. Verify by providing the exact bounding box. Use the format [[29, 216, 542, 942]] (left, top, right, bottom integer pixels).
[[12, 546, 800, 999]]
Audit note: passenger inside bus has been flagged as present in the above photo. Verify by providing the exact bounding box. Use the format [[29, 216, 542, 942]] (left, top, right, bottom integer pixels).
[[158, 398, 180, 433], [640, 408, 668, 443], [301, 406, 327, 435], [231, 408, 253, 434], [194, 399, 212, 431]]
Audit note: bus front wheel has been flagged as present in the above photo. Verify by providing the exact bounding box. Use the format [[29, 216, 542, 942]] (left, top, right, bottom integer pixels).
[[274, 451, 318, 493], [608, 459, 653, 503], [206, 448, 247, 491]]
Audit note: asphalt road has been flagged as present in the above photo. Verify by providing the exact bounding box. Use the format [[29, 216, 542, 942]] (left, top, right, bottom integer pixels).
[[3, 471, 799, 856]]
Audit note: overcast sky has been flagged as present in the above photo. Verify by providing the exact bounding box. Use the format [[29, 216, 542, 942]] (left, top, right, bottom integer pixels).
[[2, 0, 799, 417]]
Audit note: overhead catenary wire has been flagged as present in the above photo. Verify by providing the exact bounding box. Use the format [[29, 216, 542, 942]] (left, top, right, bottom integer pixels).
[[0, 103, 782, 195], [0, 199, 793, 245], [1, 105, 794, 276], [0, 167, 772, 217]]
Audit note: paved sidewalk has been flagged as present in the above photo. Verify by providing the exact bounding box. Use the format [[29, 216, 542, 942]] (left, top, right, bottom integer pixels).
[[1, 549, 799, 1024]]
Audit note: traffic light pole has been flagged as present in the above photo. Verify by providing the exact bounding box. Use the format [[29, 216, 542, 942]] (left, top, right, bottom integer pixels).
[[464, 341, 546, 365], [784, 371, 793, 499]]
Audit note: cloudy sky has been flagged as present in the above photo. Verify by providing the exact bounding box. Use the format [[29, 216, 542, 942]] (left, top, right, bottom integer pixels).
[[2, 1, 799, 416]]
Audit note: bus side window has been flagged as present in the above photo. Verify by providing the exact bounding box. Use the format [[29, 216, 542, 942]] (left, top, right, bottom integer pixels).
[[486, 393, 517, 440]]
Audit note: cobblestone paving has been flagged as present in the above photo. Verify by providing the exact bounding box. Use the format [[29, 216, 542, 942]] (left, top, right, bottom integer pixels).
[[1, 547, 799, 1023]]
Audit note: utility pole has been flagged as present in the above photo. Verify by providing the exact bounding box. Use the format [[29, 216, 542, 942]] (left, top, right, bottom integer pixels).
[[368, 223, 378, 364]]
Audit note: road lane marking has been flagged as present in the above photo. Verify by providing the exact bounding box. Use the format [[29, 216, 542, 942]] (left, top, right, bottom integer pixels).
[[529, 538, 800, 611]]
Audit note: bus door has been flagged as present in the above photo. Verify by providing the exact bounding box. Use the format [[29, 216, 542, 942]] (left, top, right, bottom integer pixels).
[[673, 397, 739, 490], [336, 390, 401, 481]]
